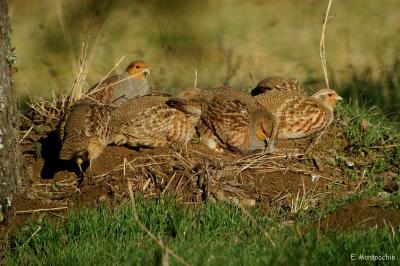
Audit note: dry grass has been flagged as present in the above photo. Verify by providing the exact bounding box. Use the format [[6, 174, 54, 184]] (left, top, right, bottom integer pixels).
[[319, 0, 333, 90], [25, 135, 344, 212], [22, 41, 90, 128], [21, 45, 124, 131], [83, 55, 125, 102], [302, 0, 334, 153], [289, 178, 321, 214]]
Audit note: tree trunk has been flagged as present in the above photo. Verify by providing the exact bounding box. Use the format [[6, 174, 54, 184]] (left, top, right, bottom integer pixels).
[[0, 0, 23, 219]]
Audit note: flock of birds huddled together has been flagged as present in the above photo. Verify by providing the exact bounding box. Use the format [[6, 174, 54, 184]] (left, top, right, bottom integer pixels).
[[58, 60, 343, 176]]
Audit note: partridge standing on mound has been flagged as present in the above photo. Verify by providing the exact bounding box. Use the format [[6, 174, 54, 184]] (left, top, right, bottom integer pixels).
[[110, 94, 201, 149], [168, 87, 278, 153], [58, 101, 114, 174], [251, 77, 343, 139], [87, 60, 150, 105]]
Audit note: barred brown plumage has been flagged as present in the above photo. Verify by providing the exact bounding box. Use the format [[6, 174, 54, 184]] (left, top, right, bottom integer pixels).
[[58, 93, 201, 177], [58, 100, 114, 174], [251, 77, 343, 139], [172, 87, 278, 153], [110, 94, 201, 149]]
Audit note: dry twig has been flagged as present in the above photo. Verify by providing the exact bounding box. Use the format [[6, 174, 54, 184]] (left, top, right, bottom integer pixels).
[[15, 206, 68, 215], [320, 0, 333, 89]]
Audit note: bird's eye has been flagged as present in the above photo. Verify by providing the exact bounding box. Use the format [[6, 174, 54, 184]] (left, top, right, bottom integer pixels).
[[135, 65, 140, 69]]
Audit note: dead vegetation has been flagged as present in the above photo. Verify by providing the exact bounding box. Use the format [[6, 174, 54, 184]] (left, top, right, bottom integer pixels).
[[18, 121, 348, 213]]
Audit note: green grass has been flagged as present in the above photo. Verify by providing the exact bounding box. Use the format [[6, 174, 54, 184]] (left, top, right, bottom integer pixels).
[[338, 104, 398, 152], [329, 103, 400, 207], [336, 102, 400, 171], [5, 198, 400, 265]]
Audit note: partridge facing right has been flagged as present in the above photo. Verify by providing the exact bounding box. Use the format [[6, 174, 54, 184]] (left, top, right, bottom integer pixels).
[[169, 87, 278, 154], [86, 60, 150, 105], [251, 77, 343, 139]]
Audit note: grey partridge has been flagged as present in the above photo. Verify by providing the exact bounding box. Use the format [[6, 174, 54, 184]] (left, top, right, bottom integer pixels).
[[86, 60, 150, 105], [251, 77, 343, 139], [58, 100, 113, 173], [168, 87, 278, 154], [58, 93, 200, 175], [110, 94, 201, 149]]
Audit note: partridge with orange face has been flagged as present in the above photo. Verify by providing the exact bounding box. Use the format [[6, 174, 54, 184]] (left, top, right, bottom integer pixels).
[[169, 87, 278, 153], [87, 60, 150, 105], [251, 77, 343, 139]]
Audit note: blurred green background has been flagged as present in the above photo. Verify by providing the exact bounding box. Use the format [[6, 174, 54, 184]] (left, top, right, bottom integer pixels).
[[9, 0, 400, 118]]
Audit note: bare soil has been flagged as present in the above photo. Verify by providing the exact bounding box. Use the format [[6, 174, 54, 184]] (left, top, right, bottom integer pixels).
[[310, 197, 400, 232]]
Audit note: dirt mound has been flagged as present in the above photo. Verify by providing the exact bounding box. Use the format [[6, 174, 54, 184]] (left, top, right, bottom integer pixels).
[[7, 123, 351, 227], [4, 113, 398, 241], [311, 198, 400, 231]]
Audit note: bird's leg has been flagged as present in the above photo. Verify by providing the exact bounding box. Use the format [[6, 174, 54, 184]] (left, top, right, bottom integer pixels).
[[86, 159, 95, 185], [77, 162, 83, 174], [264, 138, 279, 154], [76, 158, 84, 186], [215, 144, 224, 153], [200, 129, 224, 153], [86, 139, 106, 184], [201, 136, 224, 153]]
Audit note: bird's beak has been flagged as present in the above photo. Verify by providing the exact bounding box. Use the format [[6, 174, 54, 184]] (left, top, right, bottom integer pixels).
[[336, 95, 343, 101], [144, 68, 150, 76]]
